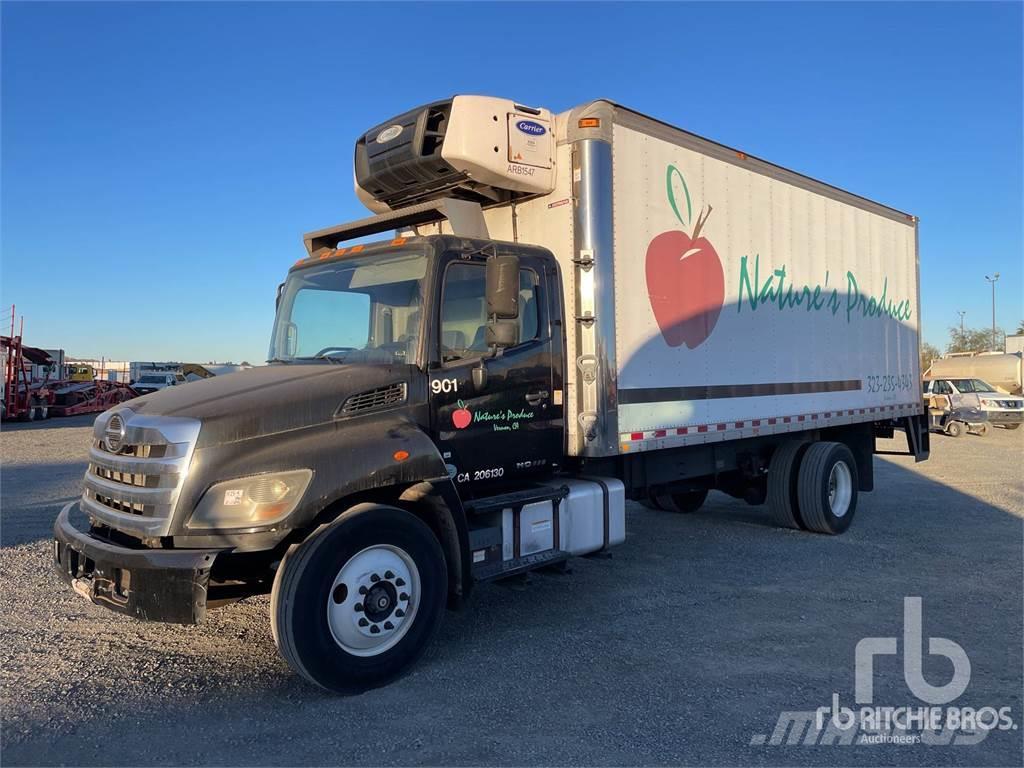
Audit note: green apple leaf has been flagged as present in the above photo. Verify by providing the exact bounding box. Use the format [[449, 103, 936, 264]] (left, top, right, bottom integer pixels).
[[666, 164, 692, 228]]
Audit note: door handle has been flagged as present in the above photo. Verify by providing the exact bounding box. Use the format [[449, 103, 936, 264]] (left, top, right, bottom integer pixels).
[[525, 390, 549, 406]]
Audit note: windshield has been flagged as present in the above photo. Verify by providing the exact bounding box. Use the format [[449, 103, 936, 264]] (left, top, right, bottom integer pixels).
[[950, 379, 997, 393], [269, 251, 427, 365], [139, 375, 168, 383]]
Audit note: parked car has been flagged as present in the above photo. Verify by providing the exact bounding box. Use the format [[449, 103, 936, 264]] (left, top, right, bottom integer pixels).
[[132, 371, 185, 395], [923, 377, 1023, 430]]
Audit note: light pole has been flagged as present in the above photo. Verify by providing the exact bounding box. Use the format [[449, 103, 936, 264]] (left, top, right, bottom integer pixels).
[[957, 311, 966, 335], [984, 273, 1000, 351]]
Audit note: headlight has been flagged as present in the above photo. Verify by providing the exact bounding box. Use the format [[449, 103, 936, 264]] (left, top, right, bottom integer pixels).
[[188, 469, 313, 530], [980, 399, 994, 407]]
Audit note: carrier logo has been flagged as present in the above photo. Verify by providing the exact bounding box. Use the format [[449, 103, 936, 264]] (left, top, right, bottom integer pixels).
[[515, 119, 546, 136], [375, 124, 403, 144]]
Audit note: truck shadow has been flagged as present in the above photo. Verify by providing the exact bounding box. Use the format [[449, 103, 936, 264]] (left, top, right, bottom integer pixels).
[[3, 433, 1022, 767]]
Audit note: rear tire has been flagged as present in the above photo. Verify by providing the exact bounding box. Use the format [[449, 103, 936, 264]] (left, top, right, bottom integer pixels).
[[669, 488, 708, 513], [1003, 423, 1020, 430], [271, 504, 447, 694], [797, 442, 858, 535], [973, 423, 990, 437], [767, 441, 807, 529], [647, 493, 679, 512]]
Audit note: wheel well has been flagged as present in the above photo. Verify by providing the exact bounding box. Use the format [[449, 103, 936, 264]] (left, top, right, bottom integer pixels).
[[820, 425, 875, 492], [308, 483, 470, 608]]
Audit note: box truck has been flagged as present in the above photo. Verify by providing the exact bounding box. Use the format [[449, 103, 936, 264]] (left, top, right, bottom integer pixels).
[[53, 96, 928, 693]]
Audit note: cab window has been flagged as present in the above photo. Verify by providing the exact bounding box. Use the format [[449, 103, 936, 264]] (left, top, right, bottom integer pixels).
[[439, 262, 540, 364]]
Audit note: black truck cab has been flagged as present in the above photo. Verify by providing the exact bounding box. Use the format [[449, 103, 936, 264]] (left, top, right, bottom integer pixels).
[[53, 233, 585, 693]]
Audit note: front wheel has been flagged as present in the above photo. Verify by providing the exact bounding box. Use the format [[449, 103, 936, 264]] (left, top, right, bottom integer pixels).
[[945, 421, 964, 438], [271, 504, 447, 694]]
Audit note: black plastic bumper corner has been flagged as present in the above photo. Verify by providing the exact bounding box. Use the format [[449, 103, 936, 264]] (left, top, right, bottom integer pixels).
[[53, 502, 222, 624]]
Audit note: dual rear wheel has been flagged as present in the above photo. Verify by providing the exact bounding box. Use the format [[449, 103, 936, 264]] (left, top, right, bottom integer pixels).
[[768, 440, 858, 535]]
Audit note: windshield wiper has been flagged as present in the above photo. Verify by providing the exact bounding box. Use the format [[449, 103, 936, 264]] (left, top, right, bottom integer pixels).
[[266, 357, 293, 365]]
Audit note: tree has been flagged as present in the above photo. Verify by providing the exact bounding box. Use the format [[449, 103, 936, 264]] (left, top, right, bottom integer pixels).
[[1015, 320, 1024, 336], [920, 341, 941, 373], [947, 325, 1004, 354]]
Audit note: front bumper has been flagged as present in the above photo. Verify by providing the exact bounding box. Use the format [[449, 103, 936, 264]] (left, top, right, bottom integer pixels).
[[982, 410, 1024, 425], [53, 502, 222, 624]]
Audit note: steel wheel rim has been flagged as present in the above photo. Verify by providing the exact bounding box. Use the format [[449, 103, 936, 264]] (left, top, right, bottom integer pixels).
[[828, 461, 853, 518], [326, 544, 420, 657]]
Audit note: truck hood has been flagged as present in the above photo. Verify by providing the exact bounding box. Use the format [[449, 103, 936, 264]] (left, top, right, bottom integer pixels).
[[126, 363, 418, 446]]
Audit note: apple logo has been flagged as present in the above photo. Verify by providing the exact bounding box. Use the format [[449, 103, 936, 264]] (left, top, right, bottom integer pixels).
[[452, 400, 472, 429], [645, 165, 725, 349]]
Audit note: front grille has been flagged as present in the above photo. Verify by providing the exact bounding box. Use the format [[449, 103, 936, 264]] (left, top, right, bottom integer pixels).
[[93, 464, 161, 489], [99, 442, 169, 459], [89, 493, 153, 516], [81, 409, 200, 538], [341, 383, 407, 415]]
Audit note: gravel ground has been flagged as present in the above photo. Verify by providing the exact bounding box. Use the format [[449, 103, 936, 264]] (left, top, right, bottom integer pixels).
[[1, 417, 1022, 767]]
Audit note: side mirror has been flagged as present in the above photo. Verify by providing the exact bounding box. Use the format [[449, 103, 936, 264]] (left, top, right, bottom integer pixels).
[[486, 319, 519, 348], [275, 282, 285, 311], [485, 254, 520, 319], [485, 254, 520, 349]]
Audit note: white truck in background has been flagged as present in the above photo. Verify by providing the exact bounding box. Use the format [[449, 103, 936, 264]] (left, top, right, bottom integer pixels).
[[55, 95, 928, 693]]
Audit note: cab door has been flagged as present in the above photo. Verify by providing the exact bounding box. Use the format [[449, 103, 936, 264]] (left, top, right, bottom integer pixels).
[[428, 251, 563, 494]]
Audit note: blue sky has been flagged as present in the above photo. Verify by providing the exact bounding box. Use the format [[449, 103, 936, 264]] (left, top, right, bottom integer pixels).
[[2, 1, 1021, 364]]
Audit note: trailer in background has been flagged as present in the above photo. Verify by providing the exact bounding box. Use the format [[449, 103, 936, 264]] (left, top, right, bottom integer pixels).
[[927, 352, 1023, 395], [2, 308, 56, 421], [47, 379, 137, 417]]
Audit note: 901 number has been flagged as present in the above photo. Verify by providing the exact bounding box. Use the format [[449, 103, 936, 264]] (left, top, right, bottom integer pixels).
[[431, 377, 459, 395]]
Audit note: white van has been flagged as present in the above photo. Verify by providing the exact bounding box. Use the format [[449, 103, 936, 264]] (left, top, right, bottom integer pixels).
[[132, 371, 185, 395]]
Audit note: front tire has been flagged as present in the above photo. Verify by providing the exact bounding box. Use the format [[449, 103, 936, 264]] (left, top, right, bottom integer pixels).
[[797, 442, 858, 535], [945, 421, 964, 438], [271, 504, 447, 694], [1003, 423, 1021, 430]]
